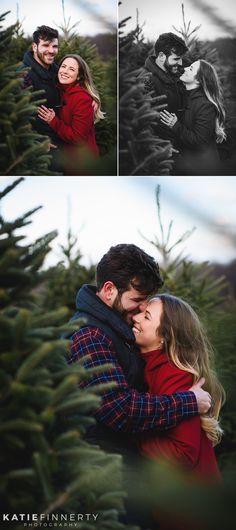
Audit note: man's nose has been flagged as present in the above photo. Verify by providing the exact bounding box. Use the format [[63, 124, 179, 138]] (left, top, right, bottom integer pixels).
[[138, 300, 148, 312], [177, 58, 183, 65]]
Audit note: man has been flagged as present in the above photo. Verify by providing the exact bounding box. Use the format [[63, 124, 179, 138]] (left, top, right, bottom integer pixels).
[[22, 25, 61, 146], [142, 32, 188, 143], [68, 243, 211, 456], [144, 32, 188, 114]]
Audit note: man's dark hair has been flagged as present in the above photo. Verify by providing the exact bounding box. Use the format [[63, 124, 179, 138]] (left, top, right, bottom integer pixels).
[[96, 244, 163, 295], [33, 25, 59, 44], [154, 32, 188, 57]]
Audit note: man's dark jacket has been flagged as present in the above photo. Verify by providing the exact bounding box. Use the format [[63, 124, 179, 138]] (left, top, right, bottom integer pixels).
[[69, 284, 147, 456], [22, 51, 61, 143], [142, 55, 186, 141], [144, 55, 186, 114]]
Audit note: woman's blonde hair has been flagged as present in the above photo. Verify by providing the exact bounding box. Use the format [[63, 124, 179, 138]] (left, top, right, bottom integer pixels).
[[196, 59, 226, 143], [150, 293, 225, 446], [58, 54, 105, 122]]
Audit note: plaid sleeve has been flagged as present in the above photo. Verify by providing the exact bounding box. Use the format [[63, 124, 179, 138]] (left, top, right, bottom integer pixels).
[[69, 326, 198, 433]]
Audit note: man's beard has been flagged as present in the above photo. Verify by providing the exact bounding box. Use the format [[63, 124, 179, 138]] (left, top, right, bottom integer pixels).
[[36, 48, 54, 67], [164, 58, 182, 77], [113, 294, 138, 326]]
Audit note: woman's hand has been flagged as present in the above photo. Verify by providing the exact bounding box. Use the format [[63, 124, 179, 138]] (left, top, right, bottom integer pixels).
[[159, 110, 178, 128], [92, 100, 99, 114], [38, 105, 55, 124]]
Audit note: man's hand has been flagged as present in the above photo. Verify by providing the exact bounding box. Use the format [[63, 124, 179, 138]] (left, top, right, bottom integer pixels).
[[92, 99, 99, 114], [190, 378, 211, 414], [38, 105, 55, 124], [159, 110, 178, 128]]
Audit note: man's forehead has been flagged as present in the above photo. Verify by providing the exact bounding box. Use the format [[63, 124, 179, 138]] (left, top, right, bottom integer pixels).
[[37, 37, 58, 45], [127, 286, 147, 299], [170, 54, 182, 59], [170, 49, 183, 59]]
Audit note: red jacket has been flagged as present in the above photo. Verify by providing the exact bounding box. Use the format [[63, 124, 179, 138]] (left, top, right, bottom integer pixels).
[[139, 349, 221, 482], [49, 83, 99, 155]]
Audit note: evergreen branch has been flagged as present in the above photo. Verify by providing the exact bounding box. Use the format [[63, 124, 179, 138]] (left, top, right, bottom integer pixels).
[[0, 419, 43, 433], [3, 139, 50, 175], [0, 177, 24, 199], [167, 227, 196, 254], [16, 341, 69, 381]]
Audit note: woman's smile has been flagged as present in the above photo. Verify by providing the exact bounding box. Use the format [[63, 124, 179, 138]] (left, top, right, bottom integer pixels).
[[132, 324, 141, 335], [58, 57, 79, 84], [132, 298, 164, 352]]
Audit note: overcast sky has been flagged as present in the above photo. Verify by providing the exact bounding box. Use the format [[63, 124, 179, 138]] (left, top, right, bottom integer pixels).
[[1, 0, 116, 36], [120, 0, 236, 41], [0, 176, 235, 270]]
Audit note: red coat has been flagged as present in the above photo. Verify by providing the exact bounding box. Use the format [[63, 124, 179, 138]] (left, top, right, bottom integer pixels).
[[139, 349, 221, 482], [49, 82, 99, 155]]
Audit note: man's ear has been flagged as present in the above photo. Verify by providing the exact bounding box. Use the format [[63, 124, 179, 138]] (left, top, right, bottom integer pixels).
[[32, 43, 37, 53], [102, 281, 118, 305], [158, 51, 166, 63]]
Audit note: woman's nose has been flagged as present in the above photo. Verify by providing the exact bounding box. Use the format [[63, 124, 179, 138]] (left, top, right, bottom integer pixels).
[[132, 313, 141, 323]]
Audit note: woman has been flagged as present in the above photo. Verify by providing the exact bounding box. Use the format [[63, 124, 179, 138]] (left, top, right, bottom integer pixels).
[[159, 59, 226, 175], [38, 54, 104, 174], [132, 294, 225, 482]]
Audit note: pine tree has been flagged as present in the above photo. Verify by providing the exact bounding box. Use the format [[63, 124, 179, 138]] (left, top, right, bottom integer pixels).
[[172, 3, 220, 68], [119, 14, 174, 176], [41, 228, 96, 316], [0, 178, 139, 530], [0, 12, 56, 176], [140, 186, 228, 313]]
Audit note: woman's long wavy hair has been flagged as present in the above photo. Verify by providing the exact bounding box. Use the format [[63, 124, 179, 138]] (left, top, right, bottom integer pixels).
[[58, 54, 105, 122], [196, 59, 226, 143], [150, 293, 225, 446]]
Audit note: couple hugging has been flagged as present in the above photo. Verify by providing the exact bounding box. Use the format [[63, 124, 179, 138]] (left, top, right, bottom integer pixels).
[[22, 25, 104, 174], [68, 243, 224, 489], [142, 32, 226, 176]]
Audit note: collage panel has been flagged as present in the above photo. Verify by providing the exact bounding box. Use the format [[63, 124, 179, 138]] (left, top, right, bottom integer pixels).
[[119, 0, 236, 176], [0, 174, 236, 530], [1, 0, 236, 530], [0, 0, 117, 176]]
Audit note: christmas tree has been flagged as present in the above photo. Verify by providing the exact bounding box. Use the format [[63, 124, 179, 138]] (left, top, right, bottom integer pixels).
[[41, 228, 96, 316], [119, 13, 174, 176], [0, 178, 138, 530], [0, 13, 55, 176]]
